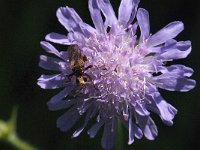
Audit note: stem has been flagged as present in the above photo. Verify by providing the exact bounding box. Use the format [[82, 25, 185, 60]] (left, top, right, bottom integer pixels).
[[115, 119, 124, 150], [7, 133, 38, 150]]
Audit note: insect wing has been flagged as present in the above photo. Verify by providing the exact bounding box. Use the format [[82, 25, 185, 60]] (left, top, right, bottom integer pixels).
[[67, 45, 83, 68]]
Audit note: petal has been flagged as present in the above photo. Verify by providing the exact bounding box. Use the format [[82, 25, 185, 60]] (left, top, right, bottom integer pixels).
[[97, 0, 117, 27], [160, 40, 192, 60], [135, 102, 150, 116], [153, 73, 196, 92], [128, 113, 135, 145], [122, 119, 143, 145], [37, 74, 66, 89], [45, 33, 72, 45], [131, 22, 139, 35], [88, 0, 105, 33], [146, 21, 184, 47], [138, 116, 158, 140], [147, 92, 177, 126], [118, 0, 135, 27], [159, 65, 194, 77], [127, 0, 140, 25], [133, 124, 143, 139], [47, 86, 75, 110], [65, 32, 76, 44], [137, 8, 150, 41], [48, 99, 77, 111], [56, 7, 82, 32], [70, 31, 85, 44], [39, 55, 64, 71], [128, 112, 143, 145], [101, 119, 117, 150], [39, 55, 71, 74], [78, 22, 97, 38], [176, 78, 196, 92], [59, 51, 69, 61], [72, 107, 97, 138], [40, 41, 61, 57], [57, 107, 81, 132], [88, 120, 104, 138]]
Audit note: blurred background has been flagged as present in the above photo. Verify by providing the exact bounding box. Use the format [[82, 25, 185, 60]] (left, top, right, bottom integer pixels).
[[0, 0, 199, 150]]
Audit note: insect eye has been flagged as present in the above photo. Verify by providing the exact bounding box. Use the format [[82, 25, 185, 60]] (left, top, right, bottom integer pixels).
[[83, 55, 87, 62], [83, 77, 87, 81]]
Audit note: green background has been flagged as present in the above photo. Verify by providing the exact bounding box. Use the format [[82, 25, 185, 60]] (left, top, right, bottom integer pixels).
[[0, 0, 199, 150]]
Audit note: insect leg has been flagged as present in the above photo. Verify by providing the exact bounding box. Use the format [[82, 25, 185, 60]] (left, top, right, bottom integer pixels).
[[84, 73, 98, 90], [65, 72, 75, 83], [84, 65, 93, 71]]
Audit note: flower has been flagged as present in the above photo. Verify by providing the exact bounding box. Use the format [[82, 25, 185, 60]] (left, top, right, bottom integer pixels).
[[38, 0, 196, 149]]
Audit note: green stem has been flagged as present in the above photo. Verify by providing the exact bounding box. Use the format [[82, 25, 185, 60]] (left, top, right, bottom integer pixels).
[[7, 133, 38, 150], [115, 119, 124, 150]]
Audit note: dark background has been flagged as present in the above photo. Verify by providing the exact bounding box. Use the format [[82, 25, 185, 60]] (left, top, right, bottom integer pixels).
[[0, 0, 199, 150]]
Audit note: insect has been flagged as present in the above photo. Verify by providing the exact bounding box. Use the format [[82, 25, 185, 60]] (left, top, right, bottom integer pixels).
[[67, 44, 93, 87]]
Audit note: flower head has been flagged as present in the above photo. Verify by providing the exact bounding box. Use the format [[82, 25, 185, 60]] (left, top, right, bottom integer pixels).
[[38, 0, 196, 149]]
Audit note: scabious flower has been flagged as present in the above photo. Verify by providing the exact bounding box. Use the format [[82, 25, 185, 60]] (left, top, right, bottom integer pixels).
[[38, 0, 196, 149]]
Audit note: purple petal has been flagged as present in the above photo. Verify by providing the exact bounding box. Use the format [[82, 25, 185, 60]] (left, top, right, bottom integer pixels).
[[39, 55, 65, 71], [48, 99, 77, 111], [147, 92, 177, 126], [176, 78, 196, 92], [88, 0, 105, 33], [88, 120, 104, 138], [72, 107, 97, 138], [153, 72, 196, 92], [118, 0, 136, 27], [57, 107, 81, 132], [146, 21, 184, 47], [137, 8, 150, 41], [37, 74, 66, 89], [40, 41, 60, 57], [133, 124, 143, 139], [138, 116, 158, 140], [131, 22, 139, 35], [128, 113, 135, 145], [128, 112, 143, 145], [122, 118, 143, 145], [101, 119, 117, 150], [65, 32, 76, 43], [45, 33, 72, 45], [70, 31, 85, 44], [47, 86, 75, 110], [159, 65, 194, 77], [39, 55, 71, 74], [78, 22, 97, 38], [56, 7, 82, 32], [59, 51, 69, 61], [97, 0, 117, 27], [135, 102, 150, 116], [160, 40, 192, 60], [127, 0, 140, 25]]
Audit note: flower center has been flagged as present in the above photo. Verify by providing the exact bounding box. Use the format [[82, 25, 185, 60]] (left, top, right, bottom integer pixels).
[[83, 32, 154, 108]]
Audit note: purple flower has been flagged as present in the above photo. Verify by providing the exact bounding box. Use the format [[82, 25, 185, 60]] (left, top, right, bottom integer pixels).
[[38, 0, 196, 149]]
